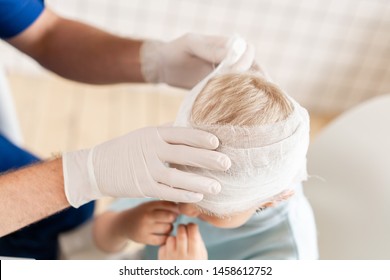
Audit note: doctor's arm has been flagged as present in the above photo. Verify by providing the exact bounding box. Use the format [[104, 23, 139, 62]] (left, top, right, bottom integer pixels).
[[7, 8, 143, 85], [0, 159, 68, 237], [7, 8, 229, 88]]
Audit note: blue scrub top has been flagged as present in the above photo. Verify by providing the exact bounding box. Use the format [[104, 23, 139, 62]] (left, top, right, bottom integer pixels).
[[0, 0, 45, 39], [0, 1, 95, 260]]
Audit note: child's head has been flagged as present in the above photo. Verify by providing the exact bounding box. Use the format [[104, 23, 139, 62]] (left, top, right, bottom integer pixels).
[[176, 71, 309, 228], [191, 73, 292, 126]]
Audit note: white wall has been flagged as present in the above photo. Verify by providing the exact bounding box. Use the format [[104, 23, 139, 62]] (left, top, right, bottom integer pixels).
[[1, 0, 389, 114]]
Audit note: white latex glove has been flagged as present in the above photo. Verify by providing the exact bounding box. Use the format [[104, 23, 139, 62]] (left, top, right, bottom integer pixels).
[[63, 126, 231, 208], [140, 33, 254, 89], [218, 35, 256, 73]]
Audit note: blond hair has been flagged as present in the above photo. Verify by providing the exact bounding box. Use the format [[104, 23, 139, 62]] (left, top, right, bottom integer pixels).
[[191, 72, 293, 126]]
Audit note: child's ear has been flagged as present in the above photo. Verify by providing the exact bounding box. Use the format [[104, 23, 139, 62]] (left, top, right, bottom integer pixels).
[[277, 189, 295, 201], [259, 201, 276, 209], [259, 189, 296, 209]]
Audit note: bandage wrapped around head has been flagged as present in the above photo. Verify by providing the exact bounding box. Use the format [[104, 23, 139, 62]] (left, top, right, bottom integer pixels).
[[174, 36, 310, 217]]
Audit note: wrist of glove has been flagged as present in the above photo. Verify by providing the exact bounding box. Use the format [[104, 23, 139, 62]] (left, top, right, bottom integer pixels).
[[63, 149, 103, 208], [140, 33, 229, 89], [63, 126, 231, 208], [140, 40, 165, 84]]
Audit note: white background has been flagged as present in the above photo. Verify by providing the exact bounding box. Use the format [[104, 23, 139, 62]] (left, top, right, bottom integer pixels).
[[1, 0, 389, 114], [2, 260, 390, 280]]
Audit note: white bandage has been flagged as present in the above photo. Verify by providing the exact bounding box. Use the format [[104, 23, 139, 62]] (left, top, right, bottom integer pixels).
[[174, 36, 310, 216]]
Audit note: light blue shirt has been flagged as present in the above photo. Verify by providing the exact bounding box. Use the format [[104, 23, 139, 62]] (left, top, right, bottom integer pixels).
[[109, 184, 318, 260]]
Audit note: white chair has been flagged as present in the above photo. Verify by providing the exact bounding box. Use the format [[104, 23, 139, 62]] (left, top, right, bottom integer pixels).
[[303, 94, 390, 259], [0, 67, 23, 145]]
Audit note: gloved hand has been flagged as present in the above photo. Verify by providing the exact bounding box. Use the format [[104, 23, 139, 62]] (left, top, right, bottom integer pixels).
[[140, 33, 254, 89], [63, 126, 231, 208]]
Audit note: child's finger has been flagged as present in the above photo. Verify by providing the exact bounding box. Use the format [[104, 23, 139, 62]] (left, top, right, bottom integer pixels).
[[158, 245, 167, 259], [151, 201, 180, 213], [152, 210, 178, 223], [187, 223, 201, 240], [187, 223, 203, 252], [151, 223, 174, 235], [149, 234, 169, 246], [176, 224, 188, 254], [166, 235, 176, 253]]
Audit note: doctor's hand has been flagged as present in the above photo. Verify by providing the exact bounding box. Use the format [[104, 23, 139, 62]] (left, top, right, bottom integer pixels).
[[116, 201, 179, 246], [63, 126, 231, 208], [140, 33, 231, 88], [158, 223, 208, 260]]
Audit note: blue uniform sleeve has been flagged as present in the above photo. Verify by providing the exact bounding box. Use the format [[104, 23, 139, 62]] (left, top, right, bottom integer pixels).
[[0, 0, 44, 39]]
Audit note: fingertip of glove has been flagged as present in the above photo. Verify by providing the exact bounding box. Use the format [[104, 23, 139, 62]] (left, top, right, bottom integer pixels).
[[209, 180, 222, 194], [209, 135, 220, 149], [184, 192, 204, 203], [218, 155, 232, 171]]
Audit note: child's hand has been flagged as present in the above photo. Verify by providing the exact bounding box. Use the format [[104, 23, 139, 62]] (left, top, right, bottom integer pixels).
[[158, 223, 208, 259], [119, 201, 179, 246]]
